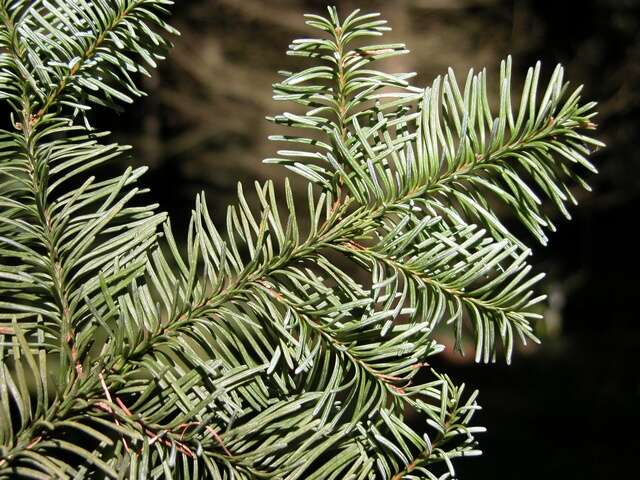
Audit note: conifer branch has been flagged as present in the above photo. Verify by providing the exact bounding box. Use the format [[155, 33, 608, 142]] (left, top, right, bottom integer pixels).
[[0, 3, 600, 478]]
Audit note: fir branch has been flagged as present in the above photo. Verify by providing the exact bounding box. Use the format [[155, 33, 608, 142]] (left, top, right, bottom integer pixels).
[[0, 4, 601, 478]]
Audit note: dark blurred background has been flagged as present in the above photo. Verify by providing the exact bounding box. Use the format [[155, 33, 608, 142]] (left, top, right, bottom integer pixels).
[[104, 0, 639, 478]]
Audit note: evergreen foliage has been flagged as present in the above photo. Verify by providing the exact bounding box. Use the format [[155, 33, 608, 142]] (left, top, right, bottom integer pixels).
[[0, 2, 601, 478]]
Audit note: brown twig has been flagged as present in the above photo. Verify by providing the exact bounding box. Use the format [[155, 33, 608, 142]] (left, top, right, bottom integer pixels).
[[205, 426, 233, 457], [98, 371, 130, 453]]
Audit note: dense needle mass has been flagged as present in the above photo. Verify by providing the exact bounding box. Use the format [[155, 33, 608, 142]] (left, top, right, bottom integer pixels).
[[0, 2, 600, 478]]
